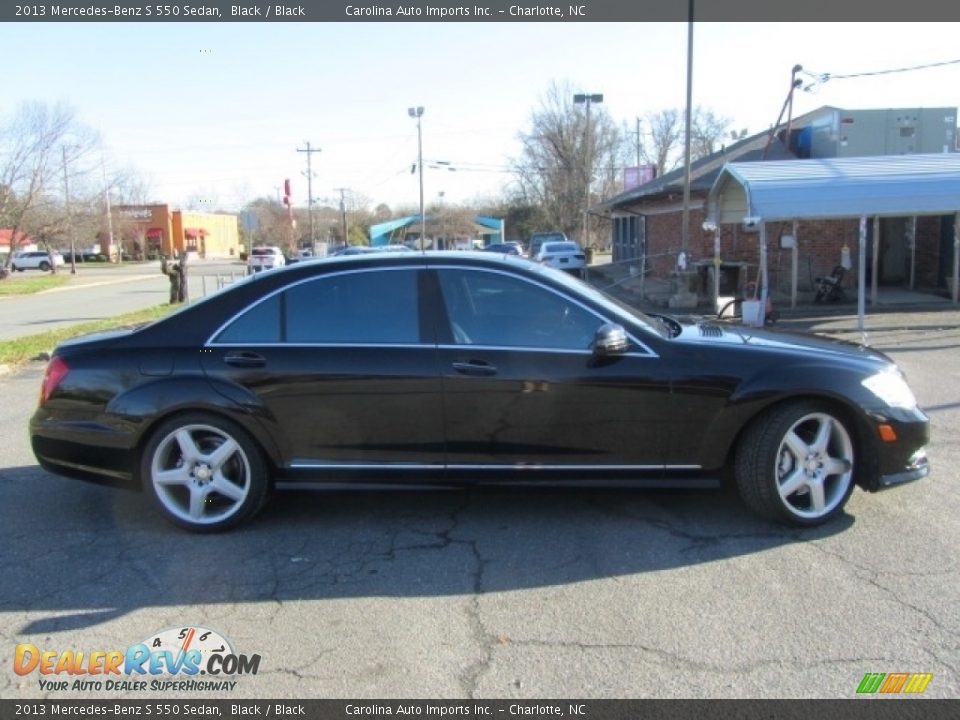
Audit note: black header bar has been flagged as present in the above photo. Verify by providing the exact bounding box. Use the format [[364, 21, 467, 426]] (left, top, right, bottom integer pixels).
[[1, 699, 958, 719], [7, 0, 960, 22]]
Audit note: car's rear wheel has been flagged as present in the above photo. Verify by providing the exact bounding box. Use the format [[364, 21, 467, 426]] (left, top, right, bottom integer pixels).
[[736, 402, 856, 526], [39, 261, 51, 271], [142, 413, 270, 532]]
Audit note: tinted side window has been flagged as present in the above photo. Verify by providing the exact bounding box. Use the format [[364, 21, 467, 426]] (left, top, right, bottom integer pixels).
[[215, 294, 282, 343], [285, 269, 420, 344], [437, 269, 599, 350]]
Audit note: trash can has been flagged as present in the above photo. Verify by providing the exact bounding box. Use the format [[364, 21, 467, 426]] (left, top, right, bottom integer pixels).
[[584, 247, 594, 265]]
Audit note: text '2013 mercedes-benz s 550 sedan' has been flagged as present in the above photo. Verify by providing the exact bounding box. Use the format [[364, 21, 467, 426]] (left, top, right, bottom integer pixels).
[[30, 252, 930, 532]]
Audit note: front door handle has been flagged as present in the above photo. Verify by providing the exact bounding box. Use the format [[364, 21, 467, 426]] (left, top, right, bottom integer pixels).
[[223, 351, 266, 368], [452, 360, 497, 377]]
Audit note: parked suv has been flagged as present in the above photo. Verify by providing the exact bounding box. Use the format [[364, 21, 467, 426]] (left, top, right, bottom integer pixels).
[[247, 246, 286, 274], [11, 250, 65, 272]]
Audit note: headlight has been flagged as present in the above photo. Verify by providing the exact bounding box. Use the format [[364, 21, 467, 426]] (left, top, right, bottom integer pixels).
[[862, 369, 918, 409]]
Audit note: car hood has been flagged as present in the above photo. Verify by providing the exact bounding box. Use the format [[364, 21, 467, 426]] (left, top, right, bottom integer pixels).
[[672, 320, 892, 369]]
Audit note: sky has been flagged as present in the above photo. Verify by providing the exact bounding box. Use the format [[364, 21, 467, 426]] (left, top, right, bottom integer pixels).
[[7, 21, 960, 213]]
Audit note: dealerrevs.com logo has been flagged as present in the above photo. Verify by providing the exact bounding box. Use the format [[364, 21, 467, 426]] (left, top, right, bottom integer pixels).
[[14, 626, 261, 693], [857, 672, 933, 695]]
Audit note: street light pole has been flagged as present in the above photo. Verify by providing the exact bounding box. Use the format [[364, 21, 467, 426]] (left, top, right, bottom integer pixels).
[[408, 106, 425, 251], [573, 93, 603, 249]]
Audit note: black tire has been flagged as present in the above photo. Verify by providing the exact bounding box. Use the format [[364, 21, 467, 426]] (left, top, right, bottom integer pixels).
[[735, 401, 856, 526], [39, 261, 51, 272], [141, 412, 270, 532], [14, 266, 24, 272]]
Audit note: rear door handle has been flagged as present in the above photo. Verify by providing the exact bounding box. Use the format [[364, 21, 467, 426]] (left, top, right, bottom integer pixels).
[[452, 361, 497, 377], [223, 351, 266, 368]]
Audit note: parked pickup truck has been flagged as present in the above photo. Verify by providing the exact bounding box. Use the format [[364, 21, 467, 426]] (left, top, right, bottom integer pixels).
[[247, 246, 286, 274]]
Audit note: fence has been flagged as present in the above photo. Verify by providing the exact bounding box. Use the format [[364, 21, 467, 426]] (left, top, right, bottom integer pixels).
[[585, 247, 832, 316]]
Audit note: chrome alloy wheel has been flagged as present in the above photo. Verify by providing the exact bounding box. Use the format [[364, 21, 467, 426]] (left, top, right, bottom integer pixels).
[[150, 423, 252, 526], [774, 412, 854, 520]]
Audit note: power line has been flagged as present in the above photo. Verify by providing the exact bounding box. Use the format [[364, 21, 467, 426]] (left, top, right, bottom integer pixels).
[[802, 57, 960, 90]]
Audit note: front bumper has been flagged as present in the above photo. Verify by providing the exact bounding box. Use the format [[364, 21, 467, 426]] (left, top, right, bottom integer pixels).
[[877, 449, 930, 488], [864, 406, 930, 492]]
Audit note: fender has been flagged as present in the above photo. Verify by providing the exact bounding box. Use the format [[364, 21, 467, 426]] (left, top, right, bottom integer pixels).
[[695, 362, 879, 470], [105, 375, 283, 466]]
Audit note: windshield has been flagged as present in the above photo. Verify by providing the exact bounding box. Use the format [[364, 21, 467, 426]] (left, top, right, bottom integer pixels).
[[532, 264, 666, 338]]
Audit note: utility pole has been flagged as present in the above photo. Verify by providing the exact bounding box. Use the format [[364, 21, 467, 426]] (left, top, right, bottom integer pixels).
[[681, 2, 694, 257], [296, 142, 321, 248], [62, 146, 76, 275], [335, 188, 350, 245], [636, 117, 642, 180], [100, 151, 115, 266]]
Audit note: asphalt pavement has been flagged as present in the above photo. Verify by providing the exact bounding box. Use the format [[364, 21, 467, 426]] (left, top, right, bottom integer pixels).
[[0, 268, 957, 700]]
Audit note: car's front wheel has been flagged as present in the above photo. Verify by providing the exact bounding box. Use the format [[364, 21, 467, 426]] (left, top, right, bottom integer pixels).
[[736, 402, 856, 526], [142, 413, 270, 532]]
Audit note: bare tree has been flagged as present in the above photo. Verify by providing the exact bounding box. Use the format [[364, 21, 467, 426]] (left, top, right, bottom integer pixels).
[[691, 107, 732, 159], [512, 80, 627, 246], [641, 106, 732, 176], [0, 101, 97, 275], [643, 108, 684, 177]]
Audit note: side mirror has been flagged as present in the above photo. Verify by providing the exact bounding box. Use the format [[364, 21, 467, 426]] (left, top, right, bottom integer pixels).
[[593, 323, 630, 357]]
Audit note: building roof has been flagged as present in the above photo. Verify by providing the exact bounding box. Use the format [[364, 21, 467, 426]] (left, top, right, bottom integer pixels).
[[705, 153, 960, 224], [592, 107, 845, 214]]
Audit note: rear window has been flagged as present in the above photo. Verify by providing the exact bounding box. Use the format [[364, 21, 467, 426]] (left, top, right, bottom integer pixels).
[[252, 247, 279, 256], [544, 242, 578, 253]]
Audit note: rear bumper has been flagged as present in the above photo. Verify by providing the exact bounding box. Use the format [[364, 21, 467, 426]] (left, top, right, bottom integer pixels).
[[31, 425, 138, 490]]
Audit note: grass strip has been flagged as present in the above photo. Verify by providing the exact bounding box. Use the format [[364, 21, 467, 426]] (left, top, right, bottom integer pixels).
[[0, 274, 71, 295], [1, 304, 177, 367]]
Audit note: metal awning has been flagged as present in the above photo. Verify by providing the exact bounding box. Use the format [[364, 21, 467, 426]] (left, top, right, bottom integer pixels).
[[703, 153, 960, 330], [705, 153, 960, 225]]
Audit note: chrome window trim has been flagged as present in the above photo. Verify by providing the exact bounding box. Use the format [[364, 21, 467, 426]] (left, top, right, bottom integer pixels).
[[288, 461, 702, 471], [290, 462, 442, 470], [207, 265, 424, 347], [432, 264, 658, 358], [212, 342, 431, 350]]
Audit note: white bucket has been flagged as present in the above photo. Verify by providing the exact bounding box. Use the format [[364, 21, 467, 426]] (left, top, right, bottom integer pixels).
[[741, 300, 765, 327]]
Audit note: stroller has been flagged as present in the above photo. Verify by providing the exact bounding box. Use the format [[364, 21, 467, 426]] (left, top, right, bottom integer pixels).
[[813, 265, 847, 304]]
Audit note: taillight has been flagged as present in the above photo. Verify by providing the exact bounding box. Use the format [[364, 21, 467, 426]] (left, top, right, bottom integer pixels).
[[40, 356, 69, 406]]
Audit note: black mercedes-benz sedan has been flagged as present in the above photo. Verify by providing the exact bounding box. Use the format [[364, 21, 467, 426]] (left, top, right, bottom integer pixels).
[[30, 252, 930, 532]]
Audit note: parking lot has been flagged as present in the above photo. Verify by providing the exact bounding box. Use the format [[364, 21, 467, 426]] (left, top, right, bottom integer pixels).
[[0, 304, 958, 700]]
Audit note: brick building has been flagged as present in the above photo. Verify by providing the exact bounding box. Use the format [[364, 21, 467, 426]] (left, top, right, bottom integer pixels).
[[595, 106, 958, 298]]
